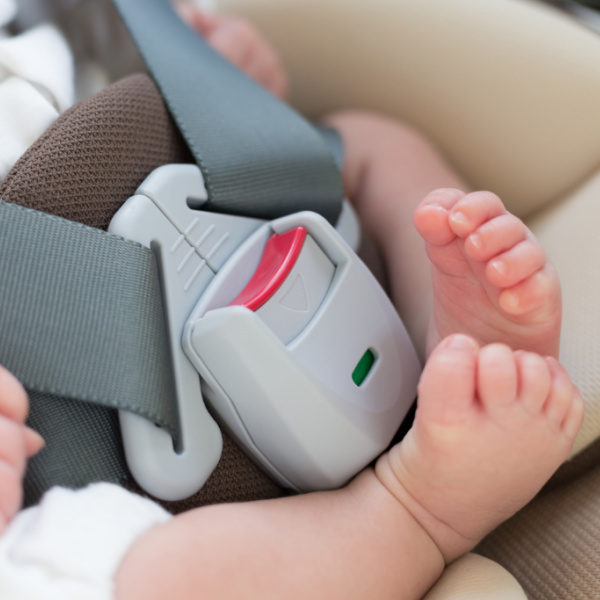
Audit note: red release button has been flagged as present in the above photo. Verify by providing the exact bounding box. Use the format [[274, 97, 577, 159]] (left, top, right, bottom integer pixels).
[[229, 227, 307, 312]]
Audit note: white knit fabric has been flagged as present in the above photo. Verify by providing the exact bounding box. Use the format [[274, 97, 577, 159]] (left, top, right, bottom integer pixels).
[[0, 0, 73, 180], [0, 484, 171, 600]]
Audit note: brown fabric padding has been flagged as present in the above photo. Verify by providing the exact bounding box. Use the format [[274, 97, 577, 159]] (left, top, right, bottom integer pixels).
[[0, 73, 286, 508], [477, 465, 600, 600], [0, 73, 191, 230]]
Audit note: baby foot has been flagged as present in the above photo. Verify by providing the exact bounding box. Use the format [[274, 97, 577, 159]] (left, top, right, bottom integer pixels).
[[413, 189, 561, 358], [376, 334, 583, 563]]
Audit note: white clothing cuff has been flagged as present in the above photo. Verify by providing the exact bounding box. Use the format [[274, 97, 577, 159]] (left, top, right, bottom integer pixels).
[[0, 483, 171, 600]]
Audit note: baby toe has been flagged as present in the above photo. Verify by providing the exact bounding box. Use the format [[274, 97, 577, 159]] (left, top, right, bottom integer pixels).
[[448, 191, 505, 238], [562, 388, 585, 440], [414, 189, 465, 246], [417, 334, 479, 423], [464, 213, 527, 263], [515, 351, 552, 415], [421, 188, 466, 210], [543, 358, 578, 429], [498, 267, 559, 316], [486, 239, 547, 289], [476, 344, 518, 411]]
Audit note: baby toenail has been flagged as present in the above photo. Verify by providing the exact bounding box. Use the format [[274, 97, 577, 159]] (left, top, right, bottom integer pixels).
[[450, 211, 468, 226], [491, 259, 506, 275], [445, 334, 478, 352], [469, 233, 482, 250]]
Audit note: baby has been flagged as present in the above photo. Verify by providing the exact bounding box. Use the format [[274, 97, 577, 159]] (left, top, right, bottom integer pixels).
[[0, 9, 584, 600]]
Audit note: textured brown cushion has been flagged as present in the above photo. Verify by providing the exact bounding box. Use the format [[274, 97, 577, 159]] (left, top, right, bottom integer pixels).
[[0, 74, 190, 229]]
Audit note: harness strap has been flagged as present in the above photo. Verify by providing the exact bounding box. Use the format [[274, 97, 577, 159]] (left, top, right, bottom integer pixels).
[[0, 200, 179, 503], [24, 390, 128, 507], [0, 201, 177, 433], [110, 0, 344, 223]]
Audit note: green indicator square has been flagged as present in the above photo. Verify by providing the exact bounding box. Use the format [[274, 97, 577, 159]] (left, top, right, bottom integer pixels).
[[352, 349, 376, 386]]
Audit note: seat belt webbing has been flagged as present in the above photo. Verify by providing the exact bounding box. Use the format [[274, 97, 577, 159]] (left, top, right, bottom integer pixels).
[[24, 390, 128, 507], [0, 200, 178, 436], [110, 0, 344, 224]]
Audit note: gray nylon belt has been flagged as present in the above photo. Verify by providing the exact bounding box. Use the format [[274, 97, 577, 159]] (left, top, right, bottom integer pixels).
[[0, 202, 176, 432], [0, 201, 177, 502], [24, 390, 128, 507], [110, 0, 344, 223]]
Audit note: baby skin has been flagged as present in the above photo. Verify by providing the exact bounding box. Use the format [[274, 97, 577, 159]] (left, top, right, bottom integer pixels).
[[366, 188, 576, 570], [0, 365, 44, 536], [378, 334, 582, 565], [1, 260, 580, 600]]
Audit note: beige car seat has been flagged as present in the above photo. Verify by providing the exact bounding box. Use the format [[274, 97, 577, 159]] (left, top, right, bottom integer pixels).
[[210, 0, 600, 597]]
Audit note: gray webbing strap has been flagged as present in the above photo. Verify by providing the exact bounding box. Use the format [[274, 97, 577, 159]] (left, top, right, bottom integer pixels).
[[24, 390, 128, 507], [0, 201, 178, 436], [110, 0, 344, 224]]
